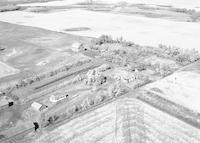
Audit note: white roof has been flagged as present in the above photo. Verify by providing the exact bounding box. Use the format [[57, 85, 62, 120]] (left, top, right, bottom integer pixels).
[[71, 42, 81, 52], [31, 102, 42, 111]]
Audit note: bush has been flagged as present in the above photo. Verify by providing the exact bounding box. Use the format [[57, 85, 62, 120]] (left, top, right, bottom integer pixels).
[[174, 49, 200, 64], [191, 12, 200, 22], [0, 135, 5, 139], [92, 35, 114, 45], [170, 7, 195, 15], [123, 41, 135, 47], [160, 64, 173, 77], [108, 82, 128, 97], [136, 63, 147, 71], [89, 99, 95, 106], [47, 115, 59, 125], [75, 105, 80, 112], [175, 54, 190, 64], [158, 44, 200, 65], [0, 5, 21, 12], [187, 49, 200, 62], [81, 98, 90, 109]]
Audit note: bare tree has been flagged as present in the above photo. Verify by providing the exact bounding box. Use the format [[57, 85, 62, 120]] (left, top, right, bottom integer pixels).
[[90, 0, 93, 4], [87, 0, 93, 4]]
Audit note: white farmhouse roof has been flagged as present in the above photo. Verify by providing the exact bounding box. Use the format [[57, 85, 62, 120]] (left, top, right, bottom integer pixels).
[[31, 102, 42, 111], [71, 42, 81, 52]]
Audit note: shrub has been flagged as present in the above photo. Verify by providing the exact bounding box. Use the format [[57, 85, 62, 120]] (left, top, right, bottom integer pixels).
[[108, 82, 128, 97], [160, 64, 173, 77], [116, 36, 124, 43], [0, 135, 5, 139], [175, 53, 191, 64], [81, 98, 90, 109], [99, 94, 107, 102], [89, 99, 95, 106], [75, 105, 80, 112], [191, 12, 200, 22], [170, 7, 195, 15], [136, 63, 147, 71], [47, 115, 59, 125], [92, 35, 114, 45], [0, 5, 21, 12], [158, 44, 200, 64], [187, 49, 200, 62], [123, 41, 135, 47]]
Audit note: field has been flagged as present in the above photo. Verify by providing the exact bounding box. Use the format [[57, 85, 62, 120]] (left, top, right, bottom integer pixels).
[[144, 61, 200, 113], [0, 21, 90, 90], [0, 7, 200, 51], [25, 96, 200, 143]]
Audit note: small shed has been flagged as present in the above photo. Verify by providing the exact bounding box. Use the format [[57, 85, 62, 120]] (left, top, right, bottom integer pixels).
[[31, 102, 47, 112], [71, 42, 82, 52]]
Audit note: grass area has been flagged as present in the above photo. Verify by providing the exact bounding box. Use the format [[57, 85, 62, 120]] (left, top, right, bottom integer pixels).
[[0, 21, 90, 92]]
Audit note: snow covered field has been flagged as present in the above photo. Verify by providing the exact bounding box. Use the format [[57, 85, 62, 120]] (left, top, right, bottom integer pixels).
[[0, 9, 200, 51], [33, 97, 200, 143], [18, 0, 83, 7], [18, 0, 200, 10], [145, 71, 200, 113]]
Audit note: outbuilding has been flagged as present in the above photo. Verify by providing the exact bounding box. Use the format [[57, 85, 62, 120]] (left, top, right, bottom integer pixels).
[[31, 102, 47, 112]]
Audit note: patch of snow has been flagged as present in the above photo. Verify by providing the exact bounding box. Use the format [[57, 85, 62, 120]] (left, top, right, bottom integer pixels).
[[71, 42, 81, 52], [36, 60, 49, 66]]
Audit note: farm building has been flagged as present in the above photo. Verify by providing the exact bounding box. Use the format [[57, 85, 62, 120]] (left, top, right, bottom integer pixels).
[[71, 42, 82, 52], [50, 94, 68, 103], [31, 102, 47, 112]]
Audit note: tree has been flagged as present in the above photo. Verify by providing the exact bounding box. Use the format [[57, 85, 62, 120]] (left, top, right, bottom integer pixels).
[[108, 82, 128, 97], [47, 115, 59, 125], [0, 135, 5, 139], [88, 0, 93, 4], [81, 98, 90, 109], [89, 99, 95, 106]]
